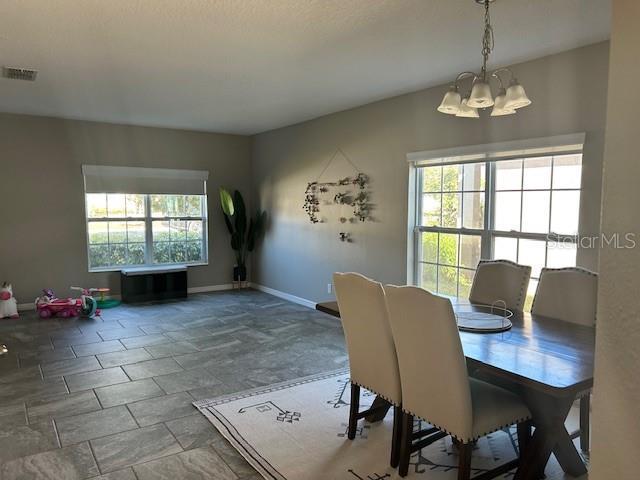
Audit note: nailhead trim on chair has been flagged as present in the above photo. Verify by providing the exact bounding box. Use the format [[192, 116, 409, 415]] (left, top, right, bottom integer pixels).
[[475, 259, 532, 312], [352, 380, 400, 407], [401, 406, 531, 444]]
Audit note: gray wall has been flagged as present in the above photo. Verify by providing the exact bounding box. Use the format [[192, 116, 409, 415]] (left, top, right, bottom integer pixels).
[[251, 42, 610, 303], [0, 113, 252, 302], [591, 1, 640, 477]]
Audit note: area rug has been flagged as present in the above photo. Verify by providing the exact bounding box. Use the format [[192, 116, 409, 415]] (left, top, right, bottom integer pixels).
[[193, 370, 585, 480]]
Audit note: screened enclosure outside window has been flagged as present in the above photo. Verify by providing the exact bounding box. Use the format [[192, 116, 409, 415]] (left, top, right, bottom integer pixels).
[[413, 152, 582, 310], [86, 193, 207, 271]]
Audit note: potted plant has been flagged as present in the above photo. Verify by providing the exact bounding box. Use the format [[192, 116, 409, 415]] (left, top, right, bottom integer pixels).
[[219, 188, 266, 282]]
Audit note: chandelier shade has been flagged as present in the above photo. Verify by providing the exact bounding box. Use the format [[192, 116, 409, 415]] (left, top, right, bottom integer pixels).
[[437, 87, 462, 114], [436, 0, 531, 118]]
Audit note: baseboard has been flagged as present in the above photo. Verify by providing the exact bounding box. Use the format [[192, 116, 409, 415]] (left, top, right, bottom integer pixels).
[[250, 284, 316, 309], [188, 284, 234, 294], [17, 302, 35, 311]]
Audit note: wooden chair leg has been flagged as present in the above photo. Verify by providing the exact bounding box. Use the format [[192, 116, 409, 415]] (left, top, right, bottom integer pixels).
[[517, 420, 532, 456], [457, 442, 473, 480], [348, 383, 360, 440], [398, 412, 414, 477], [579, 395, 590, 452], [390, 406, 402, 468]]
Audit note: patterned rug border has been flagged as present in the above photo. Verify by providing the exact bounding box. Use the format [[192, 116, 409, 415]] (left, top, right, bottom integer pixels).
[[193, 369, 350, 480]]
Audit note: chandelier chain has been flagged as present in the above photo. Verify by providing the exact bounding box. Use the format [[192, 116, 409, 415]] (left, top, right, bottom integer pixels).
[[481, 0, 494, 79]]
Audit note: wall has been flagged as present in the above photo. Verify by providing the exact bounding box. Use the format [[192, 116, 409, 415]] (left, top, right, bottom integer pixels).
[[591, 1, 640, 478], [251, 42, 610, 302], [0, 113, 252, 302]]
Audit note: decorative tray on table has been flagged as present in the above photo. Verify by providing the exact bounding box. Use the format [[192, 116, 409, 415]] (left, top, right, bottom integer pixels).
[[455, 301, 513, 333]]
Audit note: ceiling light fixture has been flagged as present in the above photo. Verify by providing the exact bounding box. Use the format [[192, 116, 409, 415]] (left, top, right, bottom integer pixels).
[[437, 0, 531, 118]]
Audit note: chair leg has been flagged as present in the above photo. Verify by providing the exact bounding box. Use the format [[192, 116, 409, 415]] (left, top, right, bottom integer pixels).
[[348, 383, 360, 440], [390, 406, 402, 468], [457, 442, 473, 480], [579, 395, 590, 452], [517, 420, 532, 456], [398, 412, 414, 477]]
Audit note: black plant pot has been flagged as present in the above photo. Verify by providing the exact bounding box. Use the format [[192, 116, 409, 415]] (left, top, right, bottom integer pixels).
[[233, 265, 247, 282]]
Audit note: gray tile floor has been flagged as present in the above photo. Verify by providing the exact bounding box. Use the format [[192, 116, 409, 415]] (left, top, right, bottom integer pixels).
[[0, 289, 347, 479]]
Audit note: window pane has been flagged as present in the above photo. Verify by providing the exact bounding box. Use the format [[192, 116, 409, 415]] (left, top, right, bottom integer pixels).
[[518, 239, 546, 278], [525, 279, 538, 312], [127, 221, 145, 243], [127, 244, 145, 264], [89, 245, 110, 268], [521, 191, 550, 233], [125, 195, 145, 218], [422, 194, 441, 226], [186, 220, 203, 241], [420, 263, 437, 292], [551, 191, 580, 234], [523, 157, 552, 189], [423, 166, 442, 192], [107, 194, 126, 218], [87, 194, 107, 218], [109, 244, 127, 266], [494, 192, 521, 231], [438, 266, 458, 296], [170, 220, 187, 241], [167, 195, 186, 217], [88, 222, 108, 244], [186, 242, 203, 262], [171, 242, 187, 263], [553, 155, 582, 189], [442, 193, 461, 228], [152, 220, 171, 241], [462, 192, 484, 229], [495, 159, 522, 190], [546, 241, 577, 268], [151, 195, 169, 218], [442, 164, 462, 192], [421, 232, 438, 263], [494, 236, 518, 262], [463, 163, 485, 191], [153, 242, 171, 263], [185, 196, 203, 217], [460, 235, 481, 269], [108, 221, 127, 243], [458, 268, 475, 299], [438, 233, 459, 266]]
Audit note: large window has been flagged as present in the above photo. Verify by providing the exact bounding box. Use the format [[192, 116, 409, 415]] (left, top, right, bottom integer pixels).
[[86, 193, 207, 271], [412, 150, 582, 310]]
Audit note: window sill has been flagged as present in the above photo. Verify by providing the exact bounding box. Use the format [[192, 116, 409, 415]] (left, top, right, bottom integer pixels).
[[89, 261, 209, 274]]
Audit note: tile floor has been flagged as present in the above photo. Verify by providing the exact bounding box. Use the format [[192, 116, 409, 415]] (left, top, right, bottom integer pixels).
[[0, 289, 347, 479]]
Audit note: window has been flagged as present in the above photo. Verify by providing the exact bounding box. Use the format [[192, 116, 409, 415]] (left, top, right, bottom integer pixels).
[[411, 143, 582, 310], [86, 193, 207, 271]]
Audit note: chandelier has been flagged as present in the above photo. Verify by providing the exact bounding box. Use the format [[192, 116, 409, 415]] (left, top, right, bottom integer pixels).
[[437, 0, 531, 118]]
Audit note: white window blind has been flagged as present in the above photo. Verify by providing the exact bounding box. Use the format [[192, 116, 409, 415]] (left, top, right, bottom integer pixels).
[[82, 165, 209, 195]]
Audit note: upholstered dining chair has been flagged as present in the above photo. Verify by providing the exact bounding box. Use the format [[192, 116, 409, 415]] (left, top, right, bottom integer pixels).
[[532, 266, 598, 452], [333, 272, 403, 467], [385, 285, 532, 479], [469, 259, 532, 312]]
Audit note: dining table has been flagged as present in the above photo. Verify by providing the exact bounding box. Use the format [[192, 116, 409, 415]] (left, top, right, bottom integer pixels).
[[315, 298, 595, 480]]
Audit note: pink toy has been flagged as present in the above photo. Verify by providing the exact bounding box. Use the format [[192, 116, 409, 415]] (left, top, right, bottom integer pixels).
[[0, 283, 19, 319], [35, 288, 100, 319]]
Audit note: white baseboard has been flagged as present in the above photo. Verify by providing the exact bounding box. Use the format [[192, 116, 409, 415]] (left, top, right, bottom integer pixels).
[[17, 302, 35, 311], [251, 284, 316, 309], [188, 284, 234, 294]]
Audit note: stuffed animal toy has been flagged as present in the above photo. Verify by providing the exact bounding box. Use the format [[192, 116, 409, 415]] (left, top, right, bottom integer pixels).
[[0, 282, 19, 319]]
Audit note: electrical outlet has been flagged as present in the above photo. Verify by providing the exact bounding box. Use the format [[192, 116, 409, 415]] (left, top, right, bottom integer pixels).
[[327, 283, 332, 294]]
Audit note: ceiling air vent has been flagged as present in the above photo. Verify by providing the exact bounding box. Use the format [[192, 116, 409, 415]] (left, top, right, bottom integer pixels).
[[2, 66, 38, 81]]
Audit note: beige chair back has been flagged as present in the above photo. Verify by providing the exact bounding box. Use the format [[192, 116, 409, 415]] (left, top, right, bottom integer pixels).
[[333, 273, 401, 405], [385, 285, 473, 440], [532, 267, 598, 326], [469, 259, 531, 311]]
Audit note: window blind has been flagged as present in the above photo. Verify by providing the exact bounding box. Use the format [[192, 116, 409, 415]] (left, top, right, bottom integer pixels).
[[82, 165, 209, 195]]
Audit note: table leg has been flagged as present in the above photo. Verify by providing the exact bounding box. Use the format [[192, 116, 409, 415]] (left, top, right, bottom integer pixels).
[[364, 395, 392, 422], [514, 389, 586, 480]]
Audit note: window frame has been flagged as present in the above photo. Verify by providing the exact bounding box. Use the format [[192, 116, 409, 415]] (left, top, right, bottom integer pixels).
[[409, 152, 582, 298], [85, 193, 209, 272]]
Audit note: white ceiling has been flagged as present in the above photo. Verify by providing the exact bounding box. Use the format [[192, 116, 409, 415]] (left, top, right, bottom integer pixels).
[[0, 0, 610, 135]]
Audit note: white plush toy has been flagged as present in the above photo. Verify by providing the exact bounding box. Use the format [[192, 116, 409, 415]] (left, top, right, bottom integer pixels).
[[0, 282, 19, 319]]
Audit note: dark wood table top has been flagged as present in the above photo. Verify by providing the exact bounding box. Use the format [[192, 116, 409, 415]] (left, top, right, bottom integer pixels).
[[315, 299, 595, 396]]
